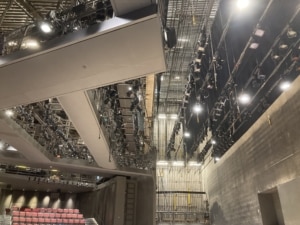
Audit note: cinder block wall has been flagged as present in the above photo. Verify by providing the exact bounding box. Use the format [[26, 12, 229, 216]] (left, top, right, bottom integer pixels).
[[202, 76, 300, 225]]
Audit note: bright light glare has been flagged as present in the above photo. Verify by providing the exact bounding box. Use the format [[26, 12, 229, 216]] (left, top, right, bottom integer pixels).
[[157, 161, 169, 166], [193, 104, 203, 113], [172, 161, 184, 166], [211, 139, 216, 145], [280, 81, 291, 91], [22, 39, 39, 49], [215, 157, 220, 161], [184, 132, 190, 138], [128, 86, 132, 91], [238, 93, 251, 104], [178, 38, 189, 42], [7, 145, 17, 151], [5, 109, 14, 117], [170, 114, 178, 120], [158, 114, 167, 119], [40, 22, 52, 33], [188, 161, 202, 166], [236, 0, 249, 9]]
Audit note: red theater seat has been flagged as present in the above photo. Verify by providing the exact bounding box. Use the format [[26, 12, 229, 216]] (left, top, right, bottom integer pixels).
[[32, 218, 38, 223], [63, 209, 68, 213], [55, 213, 61, 218], [32, 212, 38, 217], [12, 211, 20, 217], [25, 218, 32, 223], [38, 218, 45, 223], [79, 219, 85, 224], [19, 212, 25, 217], [57, 208, 63, 213], [73, 209, 79, 214], [62, 219, 68, 224], [74, 219, 80, 224], [12, 217, 20, 222], [49, 213, 55, 218], [77, 214, 83, 219], [57, 218, 63, 224], [52, 208, 58, 213], [61, 214, 67, 219], [19, 217, 26, 223]]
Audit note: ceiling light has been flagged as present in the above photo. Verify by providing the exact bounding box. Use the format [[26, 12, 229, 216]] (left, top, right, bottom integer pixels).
[[215, 157, 220, 162], [170, 114, 178, 119], [254, 29, 265, 37], [128, 86, 132, 91], [22, 39, 39, 49], [7, 145, 17, 151], [184, 132, 190, 138], [188, 161, 201, 166], [178, 38, 189, 42], [172, 161, 184, 166], [249, 42, 259, 49], [40, 22, 53, 33], [287, 28, 297, 38], [5, 109, 14, 117], [211, 139, 216, 145], [236, 0, 249, 9], [280, 81, 291, 91], [238, 93, 251, 104], [279, 43, 288, 50], [158, 114, 167, 119], [193, 104, 203, 113], [157, 161, 168, 166]]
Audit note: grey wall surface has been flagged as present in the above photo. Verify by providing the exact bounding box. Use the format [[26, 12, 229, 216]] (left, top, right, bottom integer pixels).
[[202, 75, 300, 225], [277, 177, 300, 225], [135, 176, 155, 225], [77, 176, 126, 225]]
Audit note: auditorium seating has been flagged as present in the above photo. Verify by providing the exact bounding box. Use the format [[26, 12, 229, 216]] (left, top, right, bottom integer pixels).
[[11, 207, 85, 225]]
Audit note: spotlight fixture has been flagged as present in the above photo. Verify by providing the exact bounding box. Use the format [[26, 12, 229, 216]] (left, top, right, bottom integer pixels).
[[279, 42, 288, 50], [279, 81, 291, 91], [21, 39, 39, 49], [236, 0, 249, 9], [254, 28, 265, 37], [5, 109, 14, 117], [287, 28, 297, 38], [128, 86, 132, 91], [184, 132, 191, 138], [238, 93, 251, 104], [211, 139, 216, 145], [40, 22, 53, 33], [193, 104, 203, 113], [249, 42, 259, 49]]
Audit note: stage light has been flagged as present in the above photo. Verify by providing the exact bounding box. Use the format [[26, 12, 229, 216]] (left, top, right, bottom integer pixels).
[[7, 145, 17, 151], [287, 28, 297, 38], [172, 161, 184, 166], [254, 29, 265, 37], [5, 109, 14, 117], [236, 0, 249, 9], [193, 104, 203, 113], [215, 157, 220, 161], [21, 39, 39, 49], [188, 161, 202, 166], [280, 81, 291, 91], [170, 114, 178, 120], [178, 38, 189, 42], [249, 42, 259, 49], [157, 161, 168, 166], [211, 139, 216, 145], [40, 22, 53, 33], [184, 132, 190, 138], [158, 114, 167, 119], [279, 43, 288, 50], [128, 86, 132, 91], [238, 93, 251, 104]]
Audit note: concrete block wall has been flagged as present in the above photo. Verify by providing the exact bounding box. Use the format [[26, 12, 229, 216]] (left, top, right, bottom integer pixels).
[[202, 75, 300, 225]]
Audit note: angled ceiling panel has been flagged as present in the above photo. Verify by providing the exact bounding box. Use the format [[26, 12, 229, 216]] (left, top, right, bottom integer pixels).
[[0, 14, 166, 110], [58, 91, 116, 169]]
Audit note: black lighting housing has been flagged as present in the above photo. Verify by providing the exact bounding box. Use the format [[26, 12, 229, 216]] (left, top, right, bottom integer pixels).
[[164, 27, 177, 48]]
